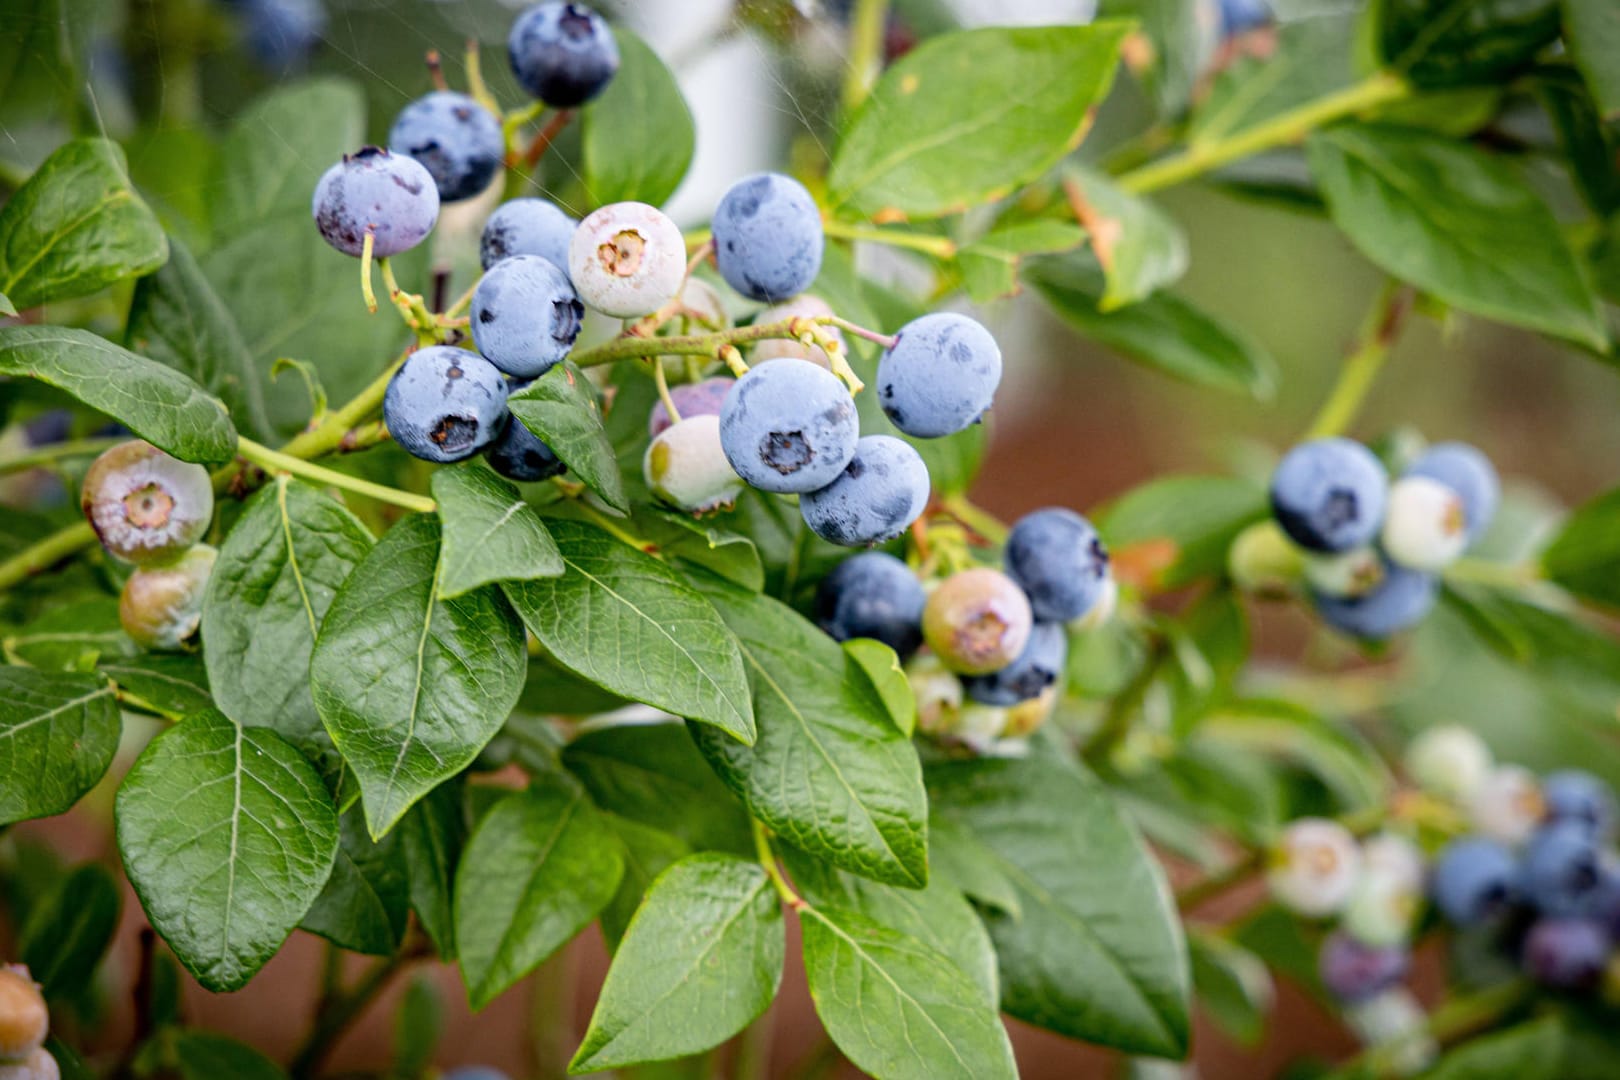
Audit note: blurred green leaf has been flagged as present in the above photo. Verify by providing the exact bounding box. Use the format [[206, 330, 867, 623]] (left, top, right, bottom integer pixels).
[[1096, 474, 1269, 590], [1542, 486, 1620, 610], [391, 976, 442, 1080], [1189, 932, 1271, 1047], [599, 814, 689, 951], [1369, 0, 1560, 87], [173, 1031, 288, 1080], [1201, 699, 1393, 811], [0, 668, 118, 827], [19, 863, 121, 998], [398, 780, 465, 960], [1564, 0, 1620, 118], [1064, 166, 1188, 311], [581, 29, 693, 208], [1419, 1016, 1564, 1079], [1100, 0, 1206, 115], [1190, 14, 1355, 145], [1532, 68, 1620, 217]]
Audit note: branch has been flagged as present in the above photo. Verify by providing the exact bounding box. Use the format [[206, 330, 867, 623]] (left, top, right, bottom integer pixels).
[[1304, 280, 1409, 440]]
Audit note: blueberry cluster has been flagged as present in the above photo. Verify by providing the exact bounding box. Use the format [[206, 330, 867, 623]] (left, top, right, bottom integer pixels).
[[0, 965, 54, 1080], [815, 508, 1115, 751], [80, 441, 218, 652], [1251, 438, 1499, 639]]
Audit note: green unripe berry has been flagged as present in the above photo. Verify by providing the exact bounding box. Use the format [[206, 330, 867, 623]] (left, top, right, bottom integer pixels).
[[643, 415, 743, 512], [1227, 520, 1305, 596], [81, 441, 213, 566], [922, 568, 1033, 676], [119, 544, 218, 650], [0, 966, 47, 1063]]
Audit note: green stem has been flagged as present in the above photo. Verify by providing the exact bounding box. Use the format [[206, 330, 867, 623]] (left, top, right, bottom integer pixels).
[[0, 437, 123, 476], [0, 521, 97, 591], [289, 950, 416, 1080], [1328, 979, 1532, 1080], [842, 0, 890, 113], [569, 316, 883, 370], [1304, 280, 1409, 441], [821, 219, 955, 258], [114, 687, 183, 723], [1115, 72, 1411, 195], [941, 495, 1008, 545], [236, 437, 435, 514], [752, 819, 804, 910]]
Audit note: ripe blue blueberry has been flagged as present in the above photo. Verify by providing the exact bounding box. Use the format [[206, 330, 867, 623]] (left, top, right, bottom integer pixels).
[[312, 147, 440, 257], [711, 172, 824, 303], [963, 621, 1068, 706], [876, 313, 1002, 438], [1269, 438, 1388, 553], [649, 377, 733, 437], [1003, 507, 1109, 622], [485, 407, 565, 483], [1431, 836, 1518, 926], [240, 0, 326, 69], [481, 197, 578, 273], [799, 434, 930, 547], [1311, 560, 1437, 640], [815, 552, 926, 658], [1318, 931, 1409, 1004], [470, 254, 583, 378], [443, 1069, 510, 1080], [1542, 770, 1614, 837], [384, 346, 509, 463], [508, 2, 620, 107], [1522, 917, 1609, 991], [388, 91, 503, 203], [1217, 0, 1271, 36], [718, 361, 858, 494], [1522, 821, 1604, 916], [1406, 442, 1498, 542]]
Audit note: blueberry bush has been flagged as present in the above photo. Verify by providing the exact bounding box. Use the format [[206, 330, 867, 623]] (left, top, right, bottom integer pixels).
[[3, 0, 1620, 1077]]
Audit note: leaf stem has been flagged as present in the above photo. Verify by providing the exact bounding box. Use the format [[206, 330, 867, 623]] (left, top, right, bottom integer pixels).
[[751, 819, 805, 911], [0, 436, 122, 476], [569, 316, 887, 371], [941, 495, 1008, 545], [1114, 72, 1411, 196], [0, 521, 97, 591], [841, 0, 890, 113], [821, 218, 956, 258], [236, 437, 436, 514], [651, 359, 682, 424], [1304, 280, 1409, 440], [289, 947, 421, 1080], [523, 109, 575, 169]]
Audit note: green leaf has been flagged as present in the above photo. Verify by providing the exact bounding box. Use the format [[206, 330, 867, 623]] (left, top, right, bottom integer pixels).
[[115, 710, 339, 992], [19, 863, 121, 998], [1189, 932, 1271, 1048], [686, 574, 928, 888], [1025, 253, 1276, 398], [431, 463, 563, 599], [1441, 586, 1620, 720], [600, 814, 690, 950], [1101, 0, 1204, 115], [1306, 124, 1608, 350], [800, 905, 1018, 1080], [1565, 0, 1620, 118], [828, 22, 1130, 220], [1063, 167, 1188, 310], [1532, 68, 1620, 217], [842, 638, 916, 736], [300, 806, 409, 956], [1201, 699, 1392, 811], [172, 1032, 288, 1080], [927, 753, 1191, 1057], [311, 514, 526, 839], [927, 813, 1022, 919], [0, 326, 236, 463], [203, 478, 374, 789], [1419, 1016, 1564, 1080], [1370, 0, 1560, 88], [0, 668, 118, 826], [955, 220, 1086, 303], [0, 138, 167, 310], [5, 597, 132, 670], [631, 505, 764, 593], [571, 854, 783, 1072], [97, 654, 212, 718], [1542, 486, 1620, 610], [0, 0, 95, 129], [126, 235, 275, 442], [0, 291, 14, 316], [507, 363, 629, 513], [1189, 14, 1355, 146], [399, 780, 465, 960], [1097, 474, 1270, 590], [503, 519, 754, 743], [581, 29, 694, 208], [392, 976, 443, 1080], [454, 778, 624, 1010]]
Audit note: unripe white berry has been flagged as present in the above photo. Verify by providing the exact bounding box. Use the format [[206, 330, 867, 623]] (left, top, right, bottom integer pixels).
[[1267, 818, 1361, 918], [1468, 764, 1545, 847], [750, 295, 842, 369], [568, 202, 685, 318], [954, 701, 1011, 753], [1404, 724, 1492, 802], [1227, 520, 1305, 596], [1304, 546, 1385, 598], [1344, 988, 1436, 1073], [119, 544, 218, 651], [1360, 833, 1426, 896], [906, 652, 963, 736], [676, 277, 731, 330], [1343, 870, 1420, 948], [1381, 476, 1468, 572], [643, 415, 743, 512]]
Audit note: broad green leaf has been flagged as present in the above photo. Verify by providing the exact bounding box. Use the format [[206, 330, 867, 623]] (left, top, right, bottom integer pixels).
[[173, 1032, 288, 1080], [203, 478, 373, 789], [98, 653, 212, 718], [600, 814, 691, 950], [0, 326, 236, 462], [800, 905, 1018, 1080], [687, 574, 928, 888], [562, 723, 754, 854], [1542, 486, 1620, 610], [1307, 124, 1607, 350], [1100, 0, 1204, 115], [828, 22, 1130, 220], [635, 507, 764, 593], [1189, 932, 1271, 1048], [0, 668, 118, 826], [0, 138, 167, 310], [454, 778, 624, 1009], [1025, 253, 1276, 398], [842, 639, 916, 736], [115, 710, 339, 992], [1441, 586, 1620, 720], [1201, 699, 1392, 811], [1532, 69, 1620, 217], [126, 126, 219, 248], [0, 292, 14, 316], [582, 29, 694, 208], [503, 519, 754, 742], [1565, 0, 1620, 118], [927, 813, 1022, 919], [1419, 1016, 1564, 1080], [126, 236, 275, 442], [927, 754, 1191, 1057], [571, 854, 783, 1072], [1370, 0, 1560, 88], [956, 220, 1086, 303], [507, 362, 628, 512], [431, 463, 563, 599], [19, 863, 121, 997], [300, 806, 409, 956], [399, 780, 465, 959], [4, 597, 133, 670], [1063, 167, 1188, 311], [1097, 474, 1269, 591], [311, 514, 526, 839]]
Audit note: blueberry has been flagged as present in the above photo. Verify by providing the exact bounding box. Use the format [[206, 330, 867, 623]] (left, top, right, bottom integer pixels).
[[1267, 818, 1361, 918], [1522, 917, 1609, 991], [799, 434, 930, 547], [481, 198, 578, 274], [0, 966, 48, 1061], [384, 346, 509, 463], [1431, 836, 1518, 925], [1003, 507, 1109, 622], [1002, 684, 1059, 739], [1523, 821, 1605, 916], [922, 568, 1033, 676], [1269, 438, 1388, 553], [648, 377, 733, 437], [877, 313, 1002, 439], [1318, 931, 1409, 1004], [718, 361, 858, 494], [312, 147, 440, 258], [1542, 770, 1615, 837], [1227, 520, 1306, 596], [1361, 833, 1426, 897], [1405, 725, 1492, 802], [643, 415, 744, 512], [388, 91, 502, 204], [1467, 765, 1545, 848], [1311, 560, 1437, 640], [1407, 442, 1498, 542], [815, 551, 926, 658], [1217, 0, 1271, 36], [484, 410, 565, 483], [1302, 546, 1384, 599], [1381, 476, 1468, 572], [751, 295, 841, 368], [963, 621, 1067, 705], [568, 202, 686, 318], [81, 441, 214, 566], [711, 172, 824, 303], [443, 1070, 511, 1080], [471, 254, 583, 378], [240, 0, 326, 69], [120, 544, 218, 651], [508, 2, 620, 106]]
